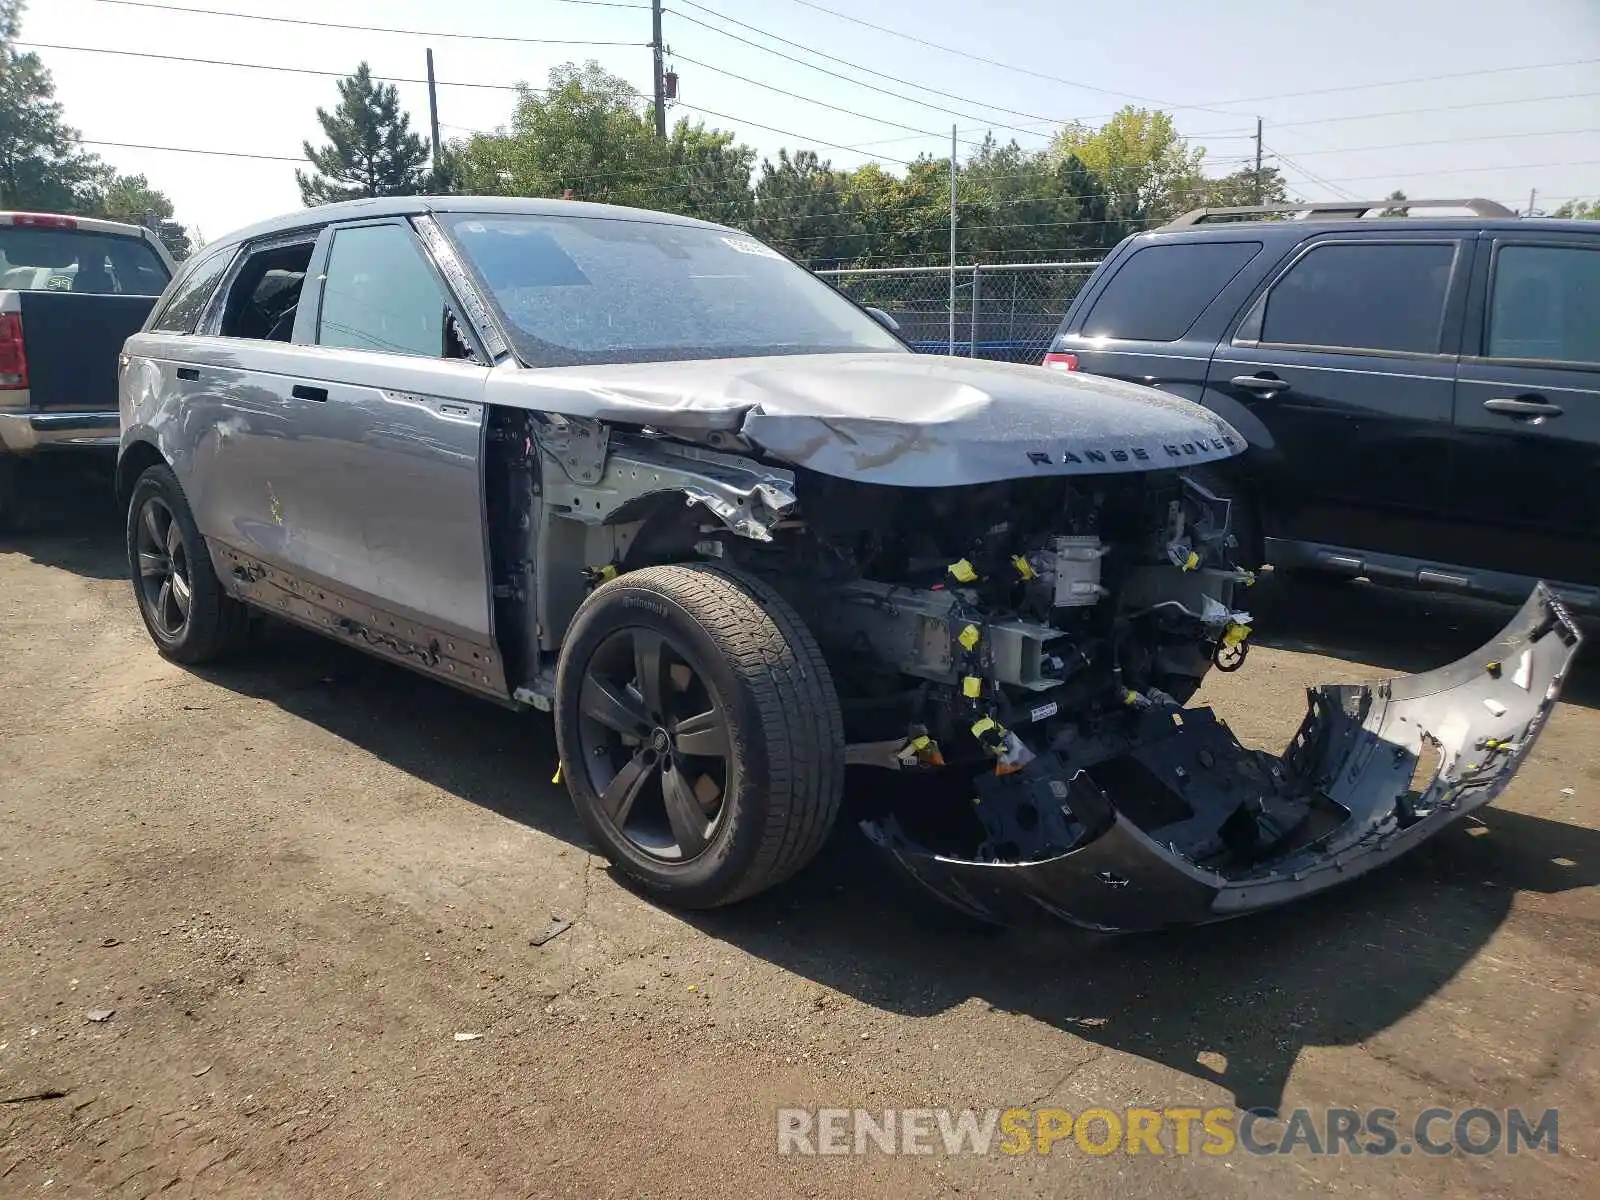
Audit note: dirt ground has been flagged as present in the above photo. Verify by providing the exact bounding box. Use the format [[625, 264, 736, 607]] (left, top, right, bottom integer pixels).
[[1, 468, 1596, 1199]]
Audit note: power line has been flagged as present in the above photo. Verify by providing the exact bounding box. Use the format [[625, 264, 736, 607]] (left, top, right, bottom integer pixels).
[[17, 40, 529, 92], [666, 7, 1067, 138], [84, 138, 303, 162], [1270, 90, 1600, 130], [1272, 127, 1600, 159], [1264, 148, 1360, 201], [1209, 57, 1600, 108], [669, 1, 1082, 127], [80, 0, 644, 45], [670, 53, 948, 141], [673, 103, 915, 165], [760, 0, 1238, 116]]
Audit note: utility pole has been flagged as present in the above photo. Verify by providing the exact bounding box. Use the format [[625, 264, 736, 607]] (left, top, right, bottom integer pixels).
[[425, 49, 443, 189], [1527, 187, 1538, 217], [949, 125, 957, 357], [1254, 117, 1264, 203], [651, 0, 666, 138]]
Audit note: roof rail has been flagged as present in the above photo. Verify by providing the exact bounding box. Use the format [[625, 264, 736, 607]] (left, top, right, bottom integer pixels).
[[1163, 198, 1517, 227]]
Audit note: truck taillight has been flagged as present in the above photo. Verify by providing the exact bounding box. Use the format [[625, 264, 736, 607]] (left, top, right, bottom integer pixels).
[[1042, 351, 1079, 371], [9, 213, 77, 230], [0, 312, 26, 390]]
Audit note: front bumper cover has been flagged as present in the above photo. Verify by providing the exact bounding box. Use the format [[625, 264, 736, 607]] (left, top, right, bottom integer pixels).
[[863, 585, 1580, 932]]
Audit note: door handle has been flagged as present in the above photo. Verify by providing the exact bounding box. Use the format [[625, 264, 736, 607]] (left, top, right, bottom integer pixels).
[[1230, 374, 1290, 396], [291, 384, 329, 403], [175, 367, 199, 381], [1483, 396, 1563, 419]]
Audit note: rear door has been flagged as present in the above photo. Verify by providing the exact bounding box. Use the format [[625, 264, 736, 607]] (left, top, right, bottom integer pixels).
[[1050, 238, 1268, 405], [1203, 235, 1470, 558], [1448, 233, 1600, 588]]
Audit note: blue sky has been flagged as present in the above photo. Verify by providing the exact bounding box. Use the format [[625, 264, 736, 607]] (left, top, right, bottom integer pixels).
[[23, 0, 1600, 244]]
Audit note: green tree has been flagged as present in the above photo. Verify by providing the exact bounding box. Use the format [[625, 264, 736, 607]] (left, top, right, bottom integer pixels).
[[0, 0, 102, 211], [90, 171, 191, 259], [1552, 198, 1598, 219], [452, 62, 755, 223], [1202, 164, 1289, 210], [1380, 189, 1410, 217], [298, 62, 430, 205], [751, 150, 862, 268], [1049, 107, 1206, 223]]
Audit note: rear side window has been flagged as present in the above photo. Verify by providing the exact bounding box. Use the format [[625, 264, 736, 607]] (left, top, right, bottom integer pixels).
[[150, 249, 234, 334], [317, 223, 450, 358], [218, 241, 316, 341], [1081, 241, 1262, 341], [1487, 244, 1600, 366], [1261, 242, 1455, 355], [0, 226, 169, 295]]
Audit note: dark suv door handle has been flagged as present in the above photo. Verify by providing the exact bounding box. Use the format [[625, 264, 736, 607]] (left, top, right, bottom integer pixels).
[[1230, 374, 1290, 396], [175, 367, 200, 381], [291, 384, 329, 403], [1484, 396, 1563, 419]]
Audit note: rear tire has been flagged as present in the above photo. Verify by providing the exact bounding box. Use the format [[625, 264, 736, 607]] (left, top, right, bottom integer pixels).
[[126, 463, 249, 664], [554, 563, 845, 909]]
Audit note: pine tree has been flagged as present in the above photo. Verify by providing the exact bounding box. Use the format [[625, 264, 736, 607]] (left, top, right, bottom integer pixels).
[[297, 63, 430, 205], [0, 0, 103, 211]]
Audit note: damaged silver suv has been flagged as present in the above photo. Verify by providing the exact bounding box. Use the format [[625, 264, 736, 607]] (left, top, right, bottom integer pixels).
[[118, 197, 1579, 931]]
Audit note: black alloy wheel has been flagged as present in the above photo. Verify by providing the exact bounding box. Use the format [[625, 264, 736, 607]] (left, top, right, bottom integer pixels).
[[574, 626, 732, 862], [134, 495, 194, 639]]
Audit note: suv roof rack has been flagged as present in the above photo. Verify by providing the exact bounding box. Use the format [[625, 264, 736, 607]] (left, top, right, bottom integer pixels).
[[1163, 198, 1517, 227]]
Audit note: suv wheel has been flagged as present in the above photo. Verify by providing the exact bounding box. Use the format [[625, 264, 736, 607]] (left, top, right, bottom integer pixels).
[[127, 463, 249, 663], [554, 563, 844, 908]]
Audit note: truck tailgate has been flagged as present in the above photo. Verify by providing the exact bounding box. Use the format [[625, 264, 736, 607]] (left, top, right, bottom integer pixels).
[[16, 291, 158, 412]]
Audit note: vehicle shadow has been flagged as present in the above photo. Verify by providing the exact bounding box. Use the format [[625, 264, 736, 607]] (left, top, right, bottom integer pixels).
[[0, 456, 125, 581], [1253, 573, 1600, 709], [190, 619, 1600, 1116]]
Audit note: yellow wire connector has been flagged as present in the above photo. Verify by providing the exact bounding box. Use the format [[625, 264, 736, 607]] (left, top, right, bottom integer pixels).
[[946, 558, 978, 584], [961, 675, 984, 699], [1182, 550, 1200, 572], [583, 563, 619, 587], [1011, 554, 1037, 581], [958, 623, 981, 651], [1222, 621, 1252, 648]]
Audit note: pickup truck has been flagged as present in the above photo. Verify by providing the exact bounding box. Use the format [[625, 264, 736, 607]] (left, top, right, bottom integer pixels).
[[1, 211, 175, 523]]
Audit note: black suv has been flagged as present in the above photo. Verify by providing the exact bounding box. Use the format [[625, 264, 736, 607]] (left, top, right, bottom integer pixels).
[[1046, 198, 1600, 609]]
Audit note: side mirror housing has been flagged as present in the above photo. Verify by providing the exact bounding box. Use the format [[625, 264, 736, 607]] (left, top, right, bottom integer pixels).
[[865, 306, 900, 333]]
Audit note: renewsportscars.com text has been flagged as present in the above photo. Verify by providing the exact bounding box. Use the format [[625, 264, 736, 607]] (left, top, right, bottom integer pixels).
[[776, 1106, 1559, 1157]]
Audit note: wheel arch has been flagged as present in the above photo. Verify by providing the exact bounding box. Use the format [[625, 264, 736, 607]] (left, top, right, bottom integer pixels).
[[116, 438, 168, 513]]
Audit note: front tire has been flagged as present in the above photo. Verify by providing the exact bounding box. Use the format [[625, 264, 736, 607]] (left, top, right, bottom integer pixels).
[[126, 463, 249, 664], [554, 563, 844, 909]]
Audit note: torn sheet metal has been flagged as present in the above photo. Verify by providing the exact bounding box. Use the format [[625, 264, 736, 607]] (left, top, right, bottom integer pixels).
[[538, 431, 798, 541], [483, 353, 1244, 487], [863, 585, 1580, 932]]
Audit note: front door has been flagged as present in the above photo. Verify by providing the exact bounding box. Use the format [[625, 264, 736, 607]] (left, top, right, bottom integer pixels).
[[1203, 236, 1469, 559], [1448, 235, 1600, 588], [276, 219, 496, 644]]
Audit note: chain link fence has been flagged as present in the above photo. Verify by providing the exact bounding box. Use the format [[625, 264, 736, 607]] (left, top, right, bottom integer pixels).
[[815, 261, 1104, 363]]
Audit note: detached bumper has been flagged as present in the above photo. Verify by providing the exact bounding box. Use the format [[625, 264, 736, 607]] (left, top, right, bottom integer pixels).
[[0, 410, 120, 454], [864, 585, 1581, 932]]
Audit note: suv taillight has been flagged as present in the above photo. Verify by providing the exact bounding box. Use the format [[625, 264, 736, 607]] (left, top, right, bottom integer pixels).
[[0, 312, 27, 390], [1042, 351, 1078, 371]]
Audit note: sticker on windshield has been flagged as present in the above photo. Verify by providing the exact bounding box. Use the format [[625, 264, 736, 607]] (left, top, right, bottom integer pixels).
[[721, 236, 783, 260]]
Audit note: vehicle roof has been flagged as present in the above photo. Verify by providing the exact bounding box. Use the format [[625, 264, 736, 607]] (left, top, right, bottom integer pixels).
[[208, 195, 732, 251], [0, 211, 153, 239], [1133, 216, 1600, 243]]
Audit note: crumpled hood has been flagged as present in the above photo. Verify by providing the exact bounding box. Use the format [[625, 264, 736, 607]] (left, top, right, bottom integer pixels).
[[483, 352, 1244, 486]]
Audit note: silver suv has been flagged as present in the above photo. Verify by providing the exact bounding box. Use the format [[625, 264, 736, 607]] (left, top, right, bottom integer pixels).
[[117, 196, 1577, 931]]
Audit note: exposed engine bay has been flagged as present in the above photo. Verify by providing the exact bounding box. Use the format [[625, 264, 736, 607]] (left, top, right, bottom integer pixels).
[[491, 407, 1579, 932]]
